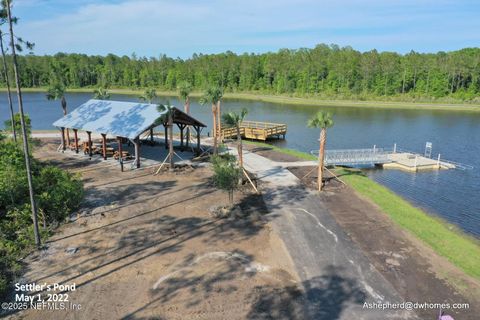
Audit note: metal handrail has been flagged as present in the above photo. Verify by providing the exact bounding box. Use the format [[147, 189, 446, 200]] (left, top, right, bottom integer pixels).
[[438, 159, 474, 170], [393, 147, 474, 170], [309, 146, 473, 170]]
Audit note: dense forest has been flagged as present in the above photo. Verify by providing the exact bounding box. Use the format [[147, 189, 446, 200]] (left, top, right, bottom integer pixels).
[[5, 44, 480, 101]]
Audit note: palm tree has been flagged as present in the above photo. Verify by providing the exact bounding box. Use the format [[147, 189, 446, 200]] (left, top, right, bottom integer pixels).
[[308, 111, 334, 191], [157, 104, 175, 170], [93, 87, 110, 100], [178, 81, 192, 146], [6, 0, 40, 246], [222, 108, 248, 168], [46, 82, 69, 146], [216, 100, 222, 138], [178, 81, 192, 113], [139, 87, 157, 103], [200, 86, 223, 155]]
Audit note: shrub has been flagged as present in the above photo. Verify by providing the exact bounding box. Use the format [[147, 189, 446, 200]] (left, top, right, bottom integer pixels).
[[211, 155, 241, 205], [35, 166, 84, 223], [0, 205, 38, 299], [3, 113, 31, 139], [0, 140, 84, 298]]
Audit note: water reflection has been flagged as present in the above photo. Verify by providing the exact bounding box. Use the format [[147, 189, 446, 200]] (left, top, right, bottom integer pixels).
[[0, 92, 478, 237]]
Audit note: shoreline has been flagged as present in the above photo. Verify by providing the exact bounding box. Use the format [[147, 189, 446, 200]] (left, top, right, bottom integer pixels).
[[243, 140, 480, 280], [17, 134, 480, 318], [3, 87, 480, 112], [241, 140, 480, 317]]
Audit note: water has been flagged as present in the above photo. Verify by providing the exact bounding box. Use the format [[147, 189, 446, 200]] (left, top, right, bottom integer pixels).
[[1, 92, 479, 238]]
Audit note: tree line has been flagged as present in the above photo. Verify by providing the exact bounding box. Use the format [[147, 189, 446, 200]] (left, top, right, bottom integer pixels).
[[5, 44, 480, 101]]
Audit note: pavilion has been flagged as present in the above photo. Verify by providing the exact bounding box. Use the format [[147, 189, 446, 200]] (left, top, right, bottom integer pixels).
[[52, 99, 207, 168]]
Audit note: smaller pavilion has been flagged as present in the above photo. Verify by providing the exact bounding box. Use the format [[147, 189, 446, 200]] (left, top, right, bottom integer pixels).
[[52, 99, 206, 168]]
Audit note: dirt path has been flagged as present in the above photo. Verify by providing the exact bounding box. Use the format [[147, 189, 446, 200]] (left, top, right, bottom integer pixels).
[[284, 161, 480, 320], [7, 141, 300, 320], [235, 145, 415, 319]]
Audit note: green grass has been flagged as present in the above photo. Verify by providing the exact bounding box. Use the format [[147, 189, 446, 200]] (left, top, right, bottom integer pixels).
[[244, 141, 480, 279], [243, 140, 317, 161], [4, 87, 480, 112], [336, 168, 480, 280]]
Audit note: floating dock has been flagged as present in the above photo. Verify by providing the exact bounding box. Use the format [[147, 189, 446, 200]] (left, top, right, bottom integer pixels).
[[383, 152, 455, 171], [321, 146, 472, 172], [222, 121, 287, 141]]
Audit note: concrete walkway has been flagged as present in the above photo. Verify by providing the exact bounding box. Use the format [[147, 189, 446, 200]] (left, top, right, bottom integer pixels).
[[35, 133, 415, 318], [238, 148, 416, 319]]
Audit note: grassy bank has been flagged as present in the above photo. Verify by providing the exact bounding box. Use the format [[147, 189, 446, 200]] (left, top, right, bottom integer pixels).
[[244, 140, 317, 161], [337, 168, 480, 280], [248, 142, 480, 279], [4, 87, 480, 112]]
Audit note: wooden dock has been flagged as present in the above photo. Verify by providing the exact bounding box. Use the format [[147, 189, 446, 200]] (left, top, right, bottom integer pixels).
[[222, 121, 287, 141]]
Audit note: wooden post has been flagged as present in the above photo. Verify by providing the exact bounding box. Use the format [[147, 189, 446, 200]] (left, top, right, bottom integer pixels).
[[150, 128, 154, 144], [180, 124, 184, 151], [101, 133, 107, 160], [74, 129, 79, 153], [195, 126, 201, 155], [164, 124, 168, 150], [117, 136, 123, 162], [87, 131, 92, 158], [186, 126, 190, 148], [168, 112, 174, 171], [65, 128, 70, 150], [134, 138, 140, 168], [61, 127, 66, 151]]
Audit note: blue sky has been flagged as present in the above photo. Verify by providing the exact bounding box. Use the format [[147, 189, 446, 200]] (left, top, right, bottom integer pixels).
[[13, 0, 480, 58]]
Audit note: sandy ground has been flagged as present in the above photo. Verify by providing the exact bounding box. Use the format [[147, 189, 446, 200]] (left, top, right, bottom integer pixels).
[[241, 143, 480, 319], [7, 140, 301, 320], [5, 138, 479, 319], [279, 162, 480, 320]]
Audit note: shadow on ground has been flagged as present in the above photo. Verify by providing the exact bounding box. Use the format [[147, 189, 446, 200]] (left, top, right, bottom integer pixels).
[[247, 265, 366, 320], [121, 264, 366, 319]]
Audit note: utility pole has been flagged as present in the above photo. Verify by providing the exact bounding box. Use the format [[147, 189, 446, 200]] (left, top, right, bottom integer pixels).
[[6, 0, 41, 247]]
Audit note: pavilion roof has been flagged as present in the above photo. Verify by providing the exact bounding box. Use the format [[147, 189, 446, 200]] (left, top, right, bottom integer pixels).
[[52, 99, 206, 139]]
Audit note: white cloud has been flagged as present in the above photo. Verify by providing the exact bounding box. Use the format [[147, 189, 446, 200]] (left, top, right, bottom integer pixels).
[[13, 0, 480, 57]]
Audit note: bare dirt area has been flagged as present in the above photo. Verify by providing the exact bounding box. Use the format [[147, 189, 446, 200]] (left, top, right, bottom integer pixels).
[[287, 164, 480, 320], [8, 139, 302, 320]]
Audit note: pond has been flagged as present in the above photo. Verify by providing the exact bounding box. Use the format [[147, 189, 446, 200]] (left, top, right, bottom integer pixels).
[[1, 92, 479, 238]]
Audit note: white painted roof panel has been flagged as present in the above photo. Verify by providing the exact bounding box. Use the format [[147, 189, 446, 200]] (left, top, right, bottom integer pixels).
[[52, 99, 166, 139]]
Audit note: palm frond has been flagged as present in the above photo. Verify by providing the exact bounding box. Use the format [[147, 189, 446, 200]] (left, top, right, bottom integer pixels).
[[200, 86, 223, 105], [222, 112, 239, 127], [177, 81, 192, 102], [93, 87, 110, 100], [46, 82, 65, 101], [222, 108, 248, 127], [139, 87, 157, 103], [155, 104, 174, 125], [307, 111, 334, 129]]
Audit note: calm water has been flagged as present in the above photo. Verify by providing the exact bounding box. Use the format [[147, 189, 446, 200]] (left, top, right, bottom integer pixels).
[[1, 92, 479, 238]]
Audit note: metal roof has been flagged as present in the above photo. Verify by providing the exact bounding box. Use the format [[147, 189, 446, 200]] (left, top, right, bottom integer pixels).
[[53, 99, 167, 139]]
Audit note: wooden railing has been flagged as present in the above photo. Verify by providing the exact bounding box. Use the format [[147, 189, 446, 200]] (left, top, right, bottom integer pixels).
[[241, 121, 283, 129], [221, 121, 287, 141]]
